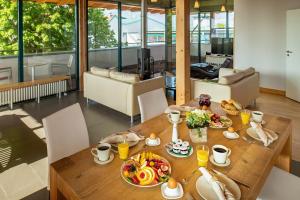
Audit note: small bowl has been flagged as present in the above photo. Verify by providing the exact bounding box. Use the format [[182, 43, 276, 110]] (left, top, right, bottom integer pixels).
[[161, 182, 184, 199], [164, 185, 180, 197]]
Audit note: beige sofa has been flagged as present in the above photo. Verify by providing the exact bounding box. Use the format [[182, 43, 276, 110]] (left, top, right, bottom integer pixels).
[[191, 68, 259, 107], [84, 68, 165, 122]]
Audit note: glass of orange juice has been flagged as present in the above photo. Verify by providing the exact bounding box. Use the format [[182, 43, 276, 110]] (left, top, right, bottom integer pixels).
[[197, 145, 209, 167], [240, 109, 251, 125], [118, 142, 129, 160]]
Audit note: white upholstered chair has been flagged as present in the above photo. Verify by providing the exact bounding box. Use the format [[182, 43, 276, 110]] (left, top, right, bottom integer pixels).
[[138, 88, 168, 123], [257, 167, 300, 200], [42, 103, 90, 164]]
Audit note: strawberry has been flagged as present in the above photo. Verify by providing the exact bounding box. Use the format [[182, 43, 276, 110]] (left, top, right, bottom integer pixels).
[[132, 175, 139, 184]]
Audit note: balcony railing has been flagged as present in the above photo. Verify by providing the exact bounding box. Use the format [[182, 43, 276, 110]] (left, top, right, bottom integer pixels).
[[0, 43, 211, 85]]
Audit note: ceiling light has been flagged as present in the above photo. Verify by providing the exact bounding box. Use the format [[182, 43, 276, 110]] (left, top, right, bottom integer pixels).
[[194, 0, 200, 9], [221, 4, 226, 12], [151, 0, 158, 3]]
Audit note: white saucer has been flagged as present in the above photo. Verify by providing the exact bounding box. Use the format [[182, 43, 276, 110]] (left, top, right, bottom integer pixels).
[[145, 138, 161, 146], [168, 117, 183, 124], [223, 131, 239, 140], [250, 118, 266, 125], [161, 183, 184, 199], [209, 155, 230, 167], [93, 153, 114, 165]]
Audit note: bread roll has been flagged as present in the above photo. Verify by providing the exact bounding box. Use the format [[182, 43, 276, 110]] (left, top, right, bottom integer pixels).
[[232, 101, 242, 110], [225, 103, 236, 111]]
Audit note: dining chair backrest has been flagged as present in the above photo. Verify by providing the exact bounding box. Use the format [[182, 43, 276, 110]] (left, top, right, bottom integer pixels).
[[138, 88, 168, 123], [42, 103, 89, 164]]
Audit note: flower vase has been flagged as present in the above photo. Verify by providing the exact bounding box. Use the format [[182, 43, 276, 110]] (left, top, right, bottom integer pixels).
[[189, 127, 208, 143]]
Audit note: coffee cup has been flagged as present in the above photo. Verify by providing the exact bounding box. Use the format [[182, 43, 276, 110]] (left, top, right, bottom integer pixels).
[[212, 145, 231, 164], [91, 143, 111, 161], [168, 110, 180, 123], [252, 111, 264, 123]]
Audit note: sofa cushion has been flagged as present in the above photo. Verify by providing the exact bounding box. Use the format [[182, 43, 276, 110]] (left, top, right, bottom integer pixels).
[[241, 67, 255, 77], [219, 68, 235, 79], [110, 71, 140, 83], [90, 67, 110, 77], [218, 71, 245, 85]]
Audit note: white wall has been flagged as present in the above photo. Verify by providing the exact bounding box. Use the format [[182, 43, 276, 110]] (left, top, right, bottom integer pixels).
[[234, 0, 288, 90], [288, 0, 300, 10]]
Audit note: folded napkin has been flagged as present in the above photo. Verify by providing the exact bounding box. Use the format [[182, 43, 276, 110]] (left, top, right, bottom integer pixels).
[[100, 132, 144, 144], [250, 122, 269, 146], [199, 167, 235, 200], [164, 105, 196, 113]]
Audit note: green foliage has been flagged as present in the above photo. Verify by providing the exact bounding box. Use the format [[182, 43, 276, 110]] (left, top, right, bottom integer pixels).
[[23, 2, 75, 54], [88, 8, 117, 48], [0, 0, 18, 55], [186, 109, 211, 129], [0, 1, 117, 56]]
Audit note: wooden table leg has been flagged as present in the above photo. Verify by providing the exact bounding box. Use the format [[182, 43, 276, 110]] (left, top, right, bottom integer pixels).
[[276, 134, 292, 172], [50, 166, 59, 200]]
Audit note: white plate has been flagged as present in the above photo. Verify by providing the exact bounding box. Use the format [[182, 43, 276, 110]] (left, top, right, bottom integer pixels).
[[120, 153, 171, 188], [209, 116, 233, 129], [93, 153, 114, 165], [166, 146, 193, 158], [196, 173, 241, 200], [250, 118, 266, 125], [145, 138, 161, 146], [161, 183, 184, 199], [111, 140, 139, 148], [167, 117, 183, 124], [209, 155, 231, 167], [223, 131, 239, 140], [246, 128, 278, 142]]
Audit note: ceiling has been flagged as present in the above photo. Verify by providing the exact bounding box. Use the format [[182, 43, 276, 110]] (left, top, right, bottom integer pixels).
[[27, 0, 234, 14]]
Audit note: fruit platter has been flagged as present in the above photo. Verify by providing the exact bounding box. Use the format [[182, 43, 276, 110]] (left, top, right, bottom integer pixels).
[[165, 139, 193, 158], [121, 151, 171, 187], [209, 113, 233, 129]]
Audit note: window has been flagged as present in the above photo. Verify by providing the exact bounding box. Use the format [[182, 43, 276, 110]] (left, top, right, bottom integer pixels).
[[147, 12, 165, 45], [122, 6, 141, 70], [228, 12, 234, 38], [211, 12, 226, 38], [23, 0, 77, 89], [0, 0, 18, 84], [211, 11, 234, 39], [200, 13, 211, 44], [88, 2, 118, 70]]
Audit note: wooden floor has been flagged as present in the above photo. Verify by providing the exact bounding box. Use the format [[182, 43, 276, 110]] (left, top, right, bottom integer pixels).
[[249, 93, 300, 161]]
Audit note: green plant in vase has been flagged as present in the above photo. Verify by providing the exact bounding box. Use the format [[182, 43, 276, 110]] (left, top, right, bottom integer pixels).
[[186, 109, 211, 143]]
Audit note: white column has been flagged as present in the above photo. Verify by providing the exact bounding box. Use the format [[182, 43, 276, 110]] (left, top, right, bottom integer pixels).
[[141, 0, 148, 48]]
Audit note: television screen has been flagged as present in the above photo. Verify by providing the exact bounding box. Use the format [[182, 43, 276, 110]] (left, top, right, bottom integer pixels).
[[211, 38, 233, 55]]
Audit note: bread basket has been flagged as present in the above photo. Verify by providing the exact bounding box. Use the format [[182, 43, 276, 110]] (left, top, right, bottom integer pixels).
[[221, 104, 240, 116]]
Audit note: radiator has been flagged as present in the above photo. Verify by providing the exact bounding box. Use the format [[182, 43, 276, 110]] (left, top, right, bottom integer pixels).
[[0, 80, 67, 106]]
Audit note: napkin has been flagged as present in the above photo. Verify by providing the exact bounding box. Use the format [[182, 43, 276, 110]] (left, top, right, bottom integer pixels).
[[100, 132, 144, 144], [164, 105, 195, 113], [199, 167, 235, 200], [250, 122, 270, 146]]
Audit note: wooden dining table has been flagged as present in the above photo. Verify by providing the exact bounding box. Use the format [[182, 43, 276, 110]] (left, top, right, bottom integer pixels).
[[50, 101, 292, 200]]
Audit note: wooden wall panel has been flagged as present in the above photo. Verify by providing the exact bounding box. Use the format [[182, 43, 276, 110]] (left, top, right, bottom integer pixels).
[[79, 0, 88, 91], [175, 0, 190, 105]]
